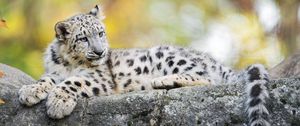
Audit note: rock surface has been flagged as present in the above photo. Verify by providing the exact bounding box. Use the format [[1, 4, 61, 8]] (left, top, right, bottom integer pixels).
[[270, 53, 300, 79], [0, 63, 300, 126]]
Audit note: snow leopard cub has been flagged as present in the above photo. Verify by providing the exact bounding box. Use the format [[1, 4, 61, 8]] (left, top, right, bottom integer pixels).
[[18, 5, 270, 126]]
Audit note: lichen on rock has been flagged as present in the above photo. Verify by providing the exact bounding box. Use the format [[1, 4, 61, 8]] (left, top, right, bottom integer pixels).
[[0, 63, 299, 126]]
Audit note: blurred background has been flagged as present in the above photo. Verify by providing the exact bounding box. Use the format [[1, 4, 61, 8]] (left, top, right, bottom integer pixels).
[[0, 0, 299, 79]]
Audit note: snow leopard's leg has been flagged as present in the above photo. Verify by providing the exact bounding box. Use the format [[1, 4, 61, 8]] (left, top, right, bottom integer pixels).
[[244, 64, 270, 126], [151, 74, 211, 90], [46, 76, 109, 119], [18, 75, 59, 106]]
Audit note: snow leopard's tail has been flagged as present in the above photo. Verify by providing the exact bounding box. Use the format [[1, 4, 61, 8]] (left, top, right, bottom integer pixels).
[[245, 64, 270, 126]]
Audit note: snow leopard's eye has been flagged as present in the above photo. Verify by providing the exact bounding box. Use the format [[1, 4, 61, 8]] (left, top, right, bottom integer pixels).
[[99, 31, 104, 37], [77, 37, 88, 42]]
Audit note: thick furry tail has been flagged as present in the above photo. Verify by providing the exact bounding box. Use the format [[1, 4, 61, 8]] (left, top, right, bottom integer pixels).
[[245, 64, 270, 126]]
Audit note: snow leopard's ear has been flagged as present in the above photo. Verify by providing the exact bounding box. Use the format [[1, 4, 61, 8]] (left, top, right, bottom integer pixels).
[[55, 21, 71, 42], [88, 5, 105, 20]]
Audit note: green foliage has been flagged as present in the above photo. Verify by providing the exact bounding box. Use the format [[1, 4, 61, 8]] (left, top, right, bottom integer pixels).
[[0, 0, 296, 77]]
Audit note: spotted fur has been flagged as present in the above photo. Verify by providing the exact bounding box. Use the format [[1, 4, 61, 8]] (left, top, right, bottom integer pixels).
[[18, 5, 270, 125]]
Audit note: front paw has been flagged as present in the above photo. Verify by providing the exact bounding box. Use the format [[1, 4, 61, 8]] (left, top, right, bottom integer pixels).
[[18, 84, 49, 106], [46, 87, 77, 119], [151, 76, 173, 87]]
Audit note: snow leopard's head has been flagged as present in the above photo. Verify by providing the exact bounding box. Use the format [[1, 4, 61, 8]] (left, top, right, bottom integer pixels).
[[54, 5, 108, 62]]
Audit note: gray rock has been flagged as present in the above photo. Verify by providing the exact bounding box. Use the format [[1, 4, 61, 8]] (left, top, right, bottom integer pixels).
[[0, 63, 300, 126], [0, 64, 35, 93], [269, 53, 300, 79]]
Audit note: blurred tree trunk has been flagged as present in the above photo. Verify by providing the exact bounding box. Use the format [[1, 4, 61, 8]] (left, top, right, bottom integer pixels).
[[22, 0, 42, 49], [233, 0, 300, 54], [231, 0, 254, 12], [276, 0, 300, 54]]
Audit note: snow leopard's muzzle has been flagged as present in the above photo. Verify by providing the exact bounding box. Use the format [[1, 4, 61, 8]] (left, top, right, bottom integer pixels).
[[86, 49, 107, 60], [85, 34, 108, 60]]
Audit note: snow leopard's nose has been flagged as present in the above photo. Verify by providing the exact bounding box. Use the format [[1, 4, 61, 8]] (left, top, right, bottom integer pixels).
[[93, 50, 104, 56], [87, 50, 104, 60]]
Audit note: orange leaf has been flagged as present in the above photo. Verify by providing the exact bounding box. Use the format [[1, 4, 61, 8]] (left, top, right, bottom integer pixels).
[[0, 19, 8, 28], [0, 71, 4, 78], [0, 98, 5, 105]]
